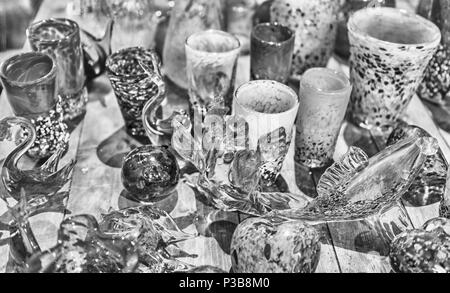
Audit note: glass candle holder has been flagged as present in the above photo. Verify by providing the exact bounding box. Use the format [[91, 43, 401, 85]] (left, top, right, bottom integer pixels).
[[106, 47, 165, 142], [0, 52, 70, 159], [295, 68, 352, 169], [250, 22, 294, 84], [185, 30, 241, 117], [234, 80, 299, 185], [27, 18, 88, 122], [347, 7, 441, 131], [270, 0, 339, 79]]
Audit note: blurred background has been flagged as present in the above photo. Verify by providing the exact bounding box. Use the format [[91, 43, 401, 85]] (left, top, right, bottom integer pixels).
[[0, 0, 43, 51]]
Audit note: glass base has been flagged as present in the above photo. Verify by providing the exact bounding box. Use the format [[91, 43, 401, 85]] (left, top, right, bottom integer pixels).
[[60, 86, 88, 122]]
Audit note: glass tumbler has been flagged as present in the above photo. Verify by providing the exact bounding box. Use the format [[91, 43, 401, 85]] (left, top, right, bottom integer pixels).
[[186, 30, 241, 117], [27, 18, 88, 122], [270, 0, 340, 79], [250, 22, 294, 84], [234, 80, 299, 185], [0, 52, 70, 159], [347, 7, 441, 131], [295, 68, 352, 169], [226, 0, 257, 54], [106, 47, 165, 142]]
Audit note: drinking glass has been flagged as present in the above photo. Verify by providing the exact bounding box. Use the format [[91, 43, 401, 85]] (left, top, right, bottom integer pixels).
[[163, 0, 223, 90], [27, 18, 88, 122], [0, 52, 70, 159], [185, 30, 241, 116], [347, 7, 441, 131], [270, 0, 339, 79], [250, 22, 294, 84], [234, 80, 299, 185], [295, 68, 352, 169], [106, 47, 165, 142]]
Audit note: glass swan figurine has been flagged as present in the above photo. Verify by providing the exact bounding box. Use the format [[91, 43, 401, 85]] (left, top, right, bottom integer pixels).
[[0, 117, 76, 201]]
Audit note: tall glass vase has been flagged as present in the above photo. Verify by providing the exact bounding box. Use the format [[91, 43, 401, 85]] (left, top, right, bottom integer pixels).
[[162, 0, 223, 90]]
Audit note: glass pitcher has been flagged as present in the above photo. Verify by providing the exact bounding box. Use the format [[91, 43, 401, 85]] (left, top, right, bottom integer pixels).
[[162, 0, 223, 90]]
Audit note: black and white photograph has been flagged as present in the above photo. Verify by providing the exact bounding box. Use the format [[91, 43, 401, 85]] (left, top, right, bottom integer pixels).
[[0, 0, 448, 279]]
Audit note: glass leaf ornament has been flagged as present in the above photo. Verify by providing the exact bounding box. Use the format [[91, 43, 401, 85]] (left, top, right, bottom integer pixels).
[[99, 205, 198, 273], [25, 215, 139, 273]]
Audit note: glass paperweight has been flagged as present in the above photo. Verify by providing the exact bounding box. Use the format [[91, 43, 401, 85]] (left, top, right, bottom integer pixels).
[[99, 205, 197, 273], [271, 135, 439, 246], [389, 217, 450, 273], [0, 117, 76, 201], [387, 121, 448, 207], [25, 215, 139, 273], [121, 145, 180, 203], [230, 217, 321, 273], [172, 106, 306, 216]]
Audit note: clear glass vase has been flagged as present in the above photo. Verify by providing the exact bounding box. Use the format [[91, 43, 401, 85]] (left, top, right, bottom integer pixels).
[[162, 0, 223, 90]]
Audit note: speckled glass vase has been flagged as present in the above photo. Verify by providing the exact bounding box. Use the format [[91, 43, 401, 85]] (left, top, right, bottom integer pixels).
[[335, 0, 396, 59], [417, 0, 450, 108], [270, 0, 339, 79], [0, 52, 69, 159], [27, 18, 88, 122], [295, 68, 352, 169], [347, 7, 441, 132], [162, 0, 223, 90]]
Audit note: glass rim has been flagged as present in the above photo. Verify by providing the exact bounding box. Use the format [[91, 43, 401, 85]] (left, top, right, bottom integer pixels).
[[185, 29, 241, 55], [234, 80, 299, 116], [27, 18, 80, 46], [348, 7, 441, 48], [251, 22, 295, 47], [301, 67, 352, 96], [106, 46, 157, 79], [0, 51, 57, 87]]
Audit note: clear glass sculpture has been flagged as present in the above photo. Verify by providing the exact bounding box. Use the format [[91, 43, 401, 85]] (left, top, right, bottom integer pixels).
[[99, 205, 197, 273], [271, 135, 439, 246], [25, 215, 139, 273], [0, 117, 76, 201], [162, 0, 223, 90]]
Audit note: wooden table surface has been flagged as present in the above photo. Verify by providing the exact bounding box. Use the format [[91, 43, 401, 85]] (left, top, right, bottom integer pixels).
[[0, 0, 448, 273]]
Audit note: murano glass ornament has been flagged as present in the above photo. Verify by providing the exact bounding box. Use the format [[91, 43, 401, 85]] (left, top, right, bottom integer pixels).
[[230, 218, 321, 273], [390, 217, 450, 273], [162, 0, 223, 90], [25, 215, 139, 273], [0, 117, 76, 201], [387, 121, 448, 207], [99, 205, 198, 273], [172, 106, 306, 216], [271, 135, 439, 245], [121, 145, 180, 203]]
